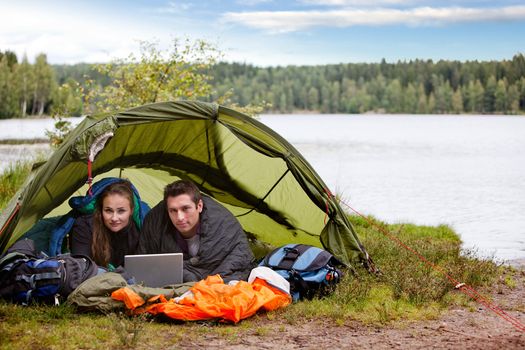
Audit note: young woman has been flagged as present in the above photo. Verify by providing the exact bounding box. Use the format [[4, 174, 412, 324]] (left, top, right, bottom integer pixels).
[[70, 180, 141, 269]]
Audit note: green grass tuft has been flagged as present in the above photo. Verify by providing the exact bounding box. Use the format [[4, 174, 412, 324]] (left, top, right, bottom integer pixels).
[[0, 161, 32, 209]]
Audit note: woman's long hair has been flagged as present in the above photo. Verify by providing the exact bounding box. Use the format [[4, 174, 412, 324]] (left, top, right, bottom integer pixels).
[[91, 180, 135, 267]]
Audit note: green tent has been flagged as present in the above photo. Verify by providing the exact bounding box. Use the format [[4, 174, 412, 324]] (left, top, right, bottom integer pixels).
[[0, 101, 372, 269]]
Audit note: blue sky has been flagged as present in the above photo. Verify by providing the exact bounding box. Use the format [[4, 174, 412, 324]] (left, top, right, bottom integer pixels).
[[1, 0, 525, 66]]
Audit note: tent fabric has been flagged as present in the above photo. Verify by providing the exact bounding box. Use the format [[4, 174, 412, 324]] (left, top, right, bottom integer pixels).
[[0, 100, 372, 269], [111, 273, 292, 323]]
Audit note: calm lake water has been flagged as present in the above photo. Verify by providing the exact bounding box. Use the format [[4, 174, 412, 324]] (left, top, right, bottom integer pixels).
[[0, 117, 83, 173], [259, 114, 525, 263], [1, 115, 524, 262]]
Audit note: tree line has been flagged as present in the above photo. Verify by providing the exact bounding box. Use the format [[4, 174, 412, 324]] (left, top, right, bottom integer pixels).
[[0, 51, 56, 118], [207, 55, 525, 114], [1, 49, 525, 119]]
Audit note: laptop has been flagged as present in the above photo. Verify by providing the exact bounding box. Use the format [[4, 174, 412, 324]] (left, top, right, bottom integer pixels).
[[124, 253, 183, 287]]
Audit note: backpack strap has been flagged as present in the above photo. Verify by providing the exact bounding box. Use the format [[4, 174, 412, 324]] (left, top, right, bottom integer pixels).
[[277, 245, 311, 270], [1, 255, 32, 274], [15, 258, 62, 285], [289, 270, 309, 297]]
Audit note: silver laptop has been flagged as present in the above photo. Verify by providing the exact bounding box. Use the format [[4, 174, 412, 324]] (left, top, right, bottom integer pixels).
[[124, 253, 183, 287]]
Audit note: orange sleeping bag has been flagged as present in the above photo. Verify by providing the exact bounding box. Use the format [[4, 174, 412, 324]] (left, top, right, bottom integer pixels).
[[112, 273, 291, 323]]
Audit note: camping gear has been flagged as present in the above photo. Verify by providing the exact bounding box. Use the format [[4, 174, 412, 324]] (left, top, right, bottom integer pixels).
[[0, 239, 97, 304], [124, 253, 184, 287], [112, 270, 291, 323], [0, 101, 372, 271], [67, 272, 193, 313], [259, 243, 343, 301]]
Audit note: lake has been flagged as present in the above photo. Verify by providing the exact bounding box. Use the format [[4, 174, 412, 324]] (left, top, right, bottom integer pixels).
[[0, 117, 83, 173], [1, 114, 524, 262], [260, 114, 525, 263]]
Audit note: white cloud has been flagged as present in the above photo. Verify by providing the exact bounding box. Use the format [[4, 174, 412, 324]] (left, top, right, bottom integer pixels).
[[297, 1, 511, 6], [221, 5, 525, 32], [236, 0, 273, 5], [151, 1, 193, 14], [0, 4, 171, 63], [299, 0, 418, 6]]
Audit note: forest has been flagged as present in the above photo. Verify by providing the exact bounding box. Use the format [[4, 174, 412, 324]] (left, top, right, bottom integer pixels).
[[1, 49, 525, 118]]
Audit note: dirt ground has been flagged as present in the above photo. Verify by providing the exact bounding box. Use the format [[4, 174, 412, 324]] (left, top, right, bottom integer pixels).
[[178, 260, 525, 349]]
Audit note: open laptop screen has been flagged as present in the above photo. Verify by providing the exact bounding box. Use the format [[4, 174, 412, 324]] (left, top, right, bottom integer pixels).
[[124, 253, 183, 287]]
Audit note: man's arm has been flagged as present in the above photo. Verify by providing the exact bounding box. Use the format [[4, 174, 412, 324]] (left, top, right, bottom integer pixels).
[[207, 226, 254, 282], [186, 206, 255, 282]]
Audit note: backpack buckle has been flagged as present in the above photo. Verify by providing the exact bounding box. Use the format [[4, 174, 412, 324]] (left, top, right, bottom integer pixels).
[[283, 247, 300, 261]]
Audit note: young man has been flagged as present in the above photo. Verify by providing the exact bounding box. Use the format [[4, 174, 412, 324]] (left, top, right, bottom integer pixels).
[[137, 180, 254, 282]]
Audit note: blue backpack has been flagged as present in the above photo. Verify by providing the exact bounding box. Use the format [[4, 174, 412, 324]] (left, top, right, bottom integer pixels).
[[0, 239, 97, 305], [259, 244, 343, 301]]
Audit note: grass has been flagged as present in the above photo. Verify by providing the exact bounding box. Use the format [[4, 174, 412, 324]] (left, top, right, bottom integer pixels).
[[0, 160, 506, 349], [0, 161, 33, 209]]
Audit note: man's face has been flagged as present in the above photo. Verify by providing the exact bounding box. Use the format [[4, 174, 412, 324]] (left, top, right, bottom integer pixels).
[[166, 194, 203, 238]]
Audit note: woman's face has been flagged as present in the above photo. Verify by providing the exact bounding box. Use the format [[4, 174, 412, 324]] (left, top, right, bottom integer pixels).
[[101, 193, 132, 232]]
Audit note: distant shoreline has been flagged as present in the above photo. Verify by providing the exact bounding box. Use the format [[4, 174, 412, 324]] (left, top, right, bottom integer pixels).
[[0, 138, 49, 145], [507, 258, 525, 269]]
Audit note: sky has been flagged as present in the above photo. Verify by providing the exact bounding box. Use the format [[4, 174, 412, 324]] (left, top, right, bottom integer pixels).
[[1, 0, 525, 67]]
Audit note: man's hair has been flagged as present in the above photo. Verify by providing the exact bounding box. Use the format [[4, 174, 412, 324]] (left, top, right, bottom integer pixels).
[[164, 180, 202, 204]]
